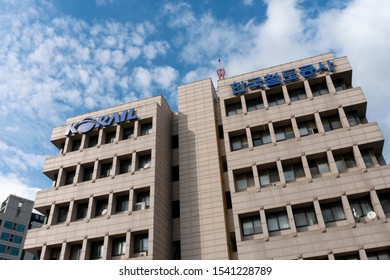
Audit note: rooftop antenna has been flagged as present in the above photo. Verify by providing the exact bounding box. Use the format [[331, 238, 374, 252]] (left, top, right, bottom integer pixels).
[[216, 58, 226, 80]]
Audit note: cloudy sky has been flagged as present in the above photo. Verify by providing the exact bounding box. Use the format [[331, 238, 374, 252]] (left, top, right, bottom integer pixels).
[[0, 0, 389, 202]]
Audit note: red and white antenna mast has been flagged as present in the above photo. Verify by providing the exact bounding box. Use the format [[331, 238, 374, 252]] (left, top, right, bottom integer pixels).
[[216, 59, 226, 80]]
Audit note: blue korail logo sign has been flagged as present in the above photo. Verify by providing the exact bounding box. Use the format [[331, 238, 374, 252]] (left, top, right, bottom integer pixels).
[[230, 60, 334, 95], [65, 108, 138, 136]]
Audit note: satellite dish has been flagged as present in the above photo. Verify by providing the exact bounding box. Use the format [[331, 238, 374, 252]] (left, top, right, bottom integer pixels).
[[366, 211, 376, 220], [101, 208, 108, 216]]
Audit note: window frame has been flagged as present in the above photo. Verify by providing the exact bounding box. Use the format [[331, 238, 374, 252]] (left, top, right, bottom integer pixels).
[[241, 215, 262, 236]]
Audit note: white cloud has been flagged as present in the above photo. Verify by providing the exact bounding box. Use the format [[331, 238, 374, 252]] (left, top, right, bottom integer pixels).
[[96, 0, 114, 6], [163, 2, 196, 28], [143, 41, 170, 61], [0, 172, 42, 203], [152, 66, 179, 89], [243, 0, 254, 6]]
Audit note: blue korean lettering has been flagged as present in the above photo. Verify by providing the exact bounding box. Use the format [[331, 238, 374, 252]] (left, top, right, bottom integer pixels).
[[299, 64, 316, 78], [230, 81, 246, 95], [247, 77, 264, 90], [327, 60, 334, 72], [282, 68, 299, 83], [264, 73, 281, 87]]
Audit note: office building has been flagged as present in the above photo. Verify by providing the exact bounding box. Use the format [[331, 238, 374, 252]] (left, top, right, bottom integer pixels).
[[24, 53, 390, 259]]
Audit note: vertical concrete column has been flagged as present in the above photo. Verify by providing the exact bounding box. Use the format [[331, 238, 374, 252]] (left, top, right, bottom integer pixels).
[[80, 238, 88, 260], [55, 167, 64, 188], [268, 122, 276, 144], [359, 248, 368, 260], [126, 231, 132, 259], [97, 129, 103, 147], [313, 199, 326, 231], [63, 137, 70, 154], [291, 116, 300, 139], [241, 95, 247, 114], [304, 80, 313, 99], [276, 160, 286, 185], [112, 155, 118, 177], [246, 126, 253, 149], [328, 253, 335, 260], [66, 199, 75, 224], [353, 145, 366, 171], [261, 90, 269, 109], [59, 241, 67, 260], [80, 134, 87, 150], [40, 244, 47, 260], [338, 106, 350, 128], [326, 149, 339, 176], [102, 235, 109, 260], [314, 112, 325, 133], [86, 196, 94, 220], [46, 203, 56, 226], [92, 159, 99, 182], [252, 164, 261, 191], [115, 124, 121, 143], [107, 191, 114, 217], [282, 85, 291, 104], [128, 187, 134, 213], [74, 163, 81, 184], [301, 154, 313, 181], [326, 75, 336, 95], [131, 151, 137, 173], [370, 189, 386, 221], [341, 194, 355, 225], [286, 204, 297, 236], [259, 208, 269, 240], [133, 120, 139, 138]]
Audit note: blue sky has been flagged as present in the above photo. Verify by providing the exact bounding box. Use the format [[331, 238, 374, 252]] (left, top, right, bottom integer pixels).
[[1, 0, 390, 202]]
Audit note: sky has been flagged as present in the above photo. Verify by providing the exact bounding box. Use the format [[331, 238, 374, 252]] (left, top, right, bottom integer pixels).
[[0, 0, 390, 203]]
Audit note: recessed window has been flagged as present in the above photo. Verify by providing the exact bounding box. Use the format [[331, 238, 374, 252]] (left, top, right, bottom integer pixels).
[[288, 87, 307, 101], [75, 202, 88, 220], [100, 162, 112, 178], [172, 200, 180, 218], [172, 135, 179, 148], [172, 165, 179, 181], [82, 166, 94, 182], [119, 158, 132, 174], [115, 195, 129, 213], [346, 111, 362, 126], [57, 205, 68, 223], [230, 133, 248, 151], [105, 131, 116, 144], [334, 152, 357, 172], [226, 101, 242, 116], [311, 82, 329, 96], [332, 77, 348, 91], [267, 91, 285, 107], [64, 170, 75, 185], [258, 166, 280, 187], [349, 197, 373, 217], [71, 139, 81, 151], [140, 122, 152, 136], [293, 206, 318, 228], [69, 244, 82, 260], [367, 249, 390, 260], [112, 237, 126, 256], [378, 192, 390, 214], [274, 124, 295, 142], [235, 172, 255, 191], [335, 252, 360, 260], [283, 161, 305, 182], [134, 233, 148, 255], [90, 240, 104, 260], [321, 201, 346, 223], [246, 96, 264, 111], [241, 215, 262, 236], [322, 114, 342, 132], [251, 127, 271, 147], [122, 127, 134, 140], [267, 211, 290, 232], [134, 189, 150, 210], [88, 135, 98, 148], [138, 154, 151, 170], [298, 119, 318, 137], [49, 247, 61, 260], [308, 157, 330, 177], [95, 198, 108, 217], [225, 191, 232, 209]]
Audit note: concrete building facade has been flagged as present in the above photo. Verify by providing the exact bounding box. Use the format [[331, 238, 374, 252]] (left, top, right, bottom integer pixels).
[[24, 53, 390, 260]]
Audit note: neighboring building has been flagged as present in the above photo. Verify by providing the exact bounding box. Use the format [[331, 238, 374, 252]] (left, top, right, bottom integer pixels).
[[0, 195, 44, 260], [24, 53, 390, 260]]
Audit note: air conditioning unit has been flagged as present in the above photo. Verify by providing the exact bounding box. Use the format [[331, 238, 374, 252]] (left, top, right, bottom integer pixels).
[[135, 202, 146, 211], [139, 251, 148, 257]]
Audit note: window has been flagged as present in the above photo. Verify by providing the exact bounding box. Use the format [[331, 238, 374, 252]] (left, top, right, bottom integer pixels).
[[140, 122, 152, 135], [335, 253, 360, 260], [378, 192, 390, 214], [252, 129, 271, 147], [15, 224, 25, 233], [172, 135, 179, 148], [49, 247, 61, 260], [100, 162, 112, 178], [293, 206, 318, 228], [288, 87, 307, 101], [82, 166, 94, 182], [10, 247, 19, 256], [134, 234, 148, 254], [298, 120, 318, 137], [119, 158, 132, 174], [64, 170, 75, 185], [76, 202, 88, 220], [274, 125, 295, 142], [283, 162, 305, 182], [246, 96, 264, 111], [321, 201, 346, 223], [230, 134, 248, 151], [105, 131, 116, 144], [71, 139, 81, 151], [122, 127, 134, 140], [361, 150, 374, 168], [241, 215, 262, 236], [69, 244, 82, 260], [112, 237, 126, 256], [57, 206, 68, 223], [138, 154, 151, 170], [115, 195, 129, 213], [88, 135, 98, 148], [349, 197, 373, 217], [135, 190, 150, 209], [90, 240, 104, 260], [267, 211, 290, 232], [267, 91, 285, 106], [0, 232, 10, 241], [13, 235, 22, 244], [334, 152, 357, 172], [311, 82, 329, 96], [3, 220, 13, 229], [172, 166, 179, 181], [346, 111, 362, 126], [367, 249, 390, 260], [235, 172, 255, 191], [308, 157, 330, 176], [258, 167, 280, 187], [226, 102, 242, 116], [172, 200, 180, 218], [332, 78, 348, 91], [225, 191, 232, 209], [322, 115, 342, 132], [95, 198, 108, 217]]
